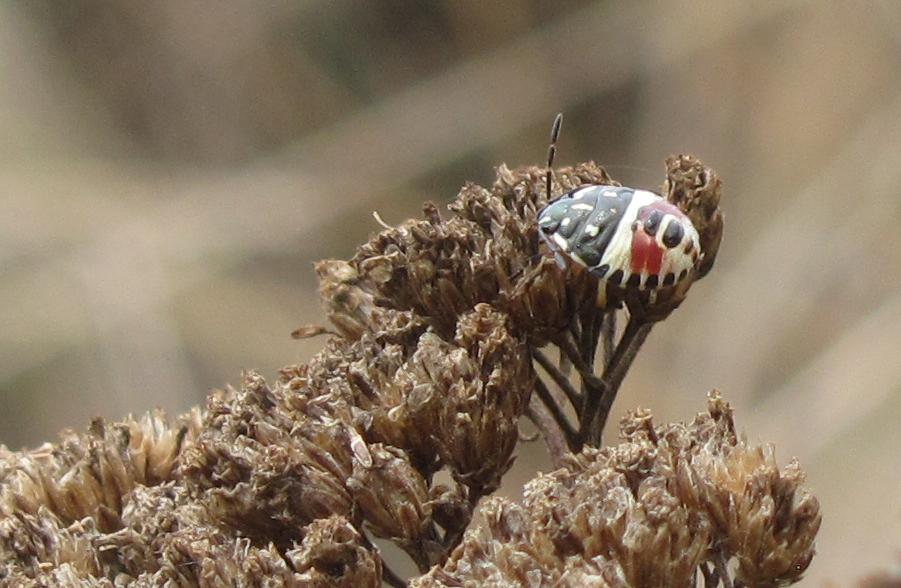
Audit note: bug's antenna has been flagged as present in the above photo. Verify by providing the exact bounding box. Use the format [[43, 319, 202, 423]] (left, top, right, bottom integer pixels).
[[546, 113, 563, 203]]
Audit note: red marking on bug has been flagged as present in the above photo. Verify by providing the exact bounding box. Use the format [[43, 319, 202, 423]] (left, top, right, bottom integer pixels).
[[632, 202, 675, 276], [631, 231, 663, 275], [646, 199, 687, 219]]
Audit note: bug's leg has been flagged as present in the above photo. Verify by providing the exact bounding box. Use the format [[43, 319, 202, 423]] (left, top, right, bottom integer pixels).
[[600, 310, 616, 367], [592, 321, 653, 442]]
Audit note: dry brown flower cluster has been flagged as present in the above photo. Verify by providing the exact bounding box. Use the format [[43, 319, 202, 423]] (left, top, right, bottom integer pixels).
[[0, 157, 820, 587], [414, 393, 820, 588]]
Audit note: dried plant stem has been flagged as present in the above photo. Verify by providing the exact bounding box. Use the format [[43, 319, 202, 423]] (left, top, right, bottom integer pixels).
[[571, 314, 652, 446], [554, 333, 605, 390], [568, 313, 582, 342], [532, 348, 581, 408], [592, 319, 652, 440], [532, 378, 579, 453], [577, 376, 606, 444], [578, 310, 600, 367], [526, 399, 572, 467], [601, 311, 616, 367]]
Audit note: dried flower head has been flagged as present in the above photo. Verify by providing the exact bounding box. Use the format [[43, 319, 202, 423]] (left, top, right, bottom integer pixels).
[[0, 409, 200, 531], [414, 393, 820, 588], [663, 154, 725, 279], [320, 162, 618, 346], [291, 515, 383, 588]]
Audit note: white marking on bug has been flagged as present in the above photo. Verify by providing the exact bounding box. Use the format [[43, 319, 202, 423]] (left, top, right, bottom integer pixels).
[[552, 233, 570, 251], [561, 217, 571, 227], [584, 224, 599, 237], [656, 216, 676, 248], [603, 190, 618, 197], [571, 203, 594, 211], [575, 187, 594, 199], [538, 216, 553, 224], [598, 190, 658, 280]]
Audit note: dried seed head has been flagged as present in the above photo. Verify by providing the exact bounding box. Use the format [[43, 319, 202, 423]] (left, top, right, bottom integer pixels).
[[0, 153, 780, 588], [290, 515, 383, 588], [346, 443, 431, 546], [320, 162, 632, 346], [415, 395, 819, 587], [663, 154, 724, 279], [435, 305, 532, 492], [316, 259, 428, 343], [100, 483, 380, 587], [0, 507, 103, 580], [685, 439, 821, 586], [180, 374, 361, 543], [284, 302, 532, 499], [0, 409, 199, 533], [412, 497, 563, 588]]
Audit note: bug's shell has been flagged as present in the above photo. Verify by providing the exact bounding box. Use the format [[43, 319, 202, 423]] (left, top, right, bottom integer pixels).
[[537, 185, 701, 291]]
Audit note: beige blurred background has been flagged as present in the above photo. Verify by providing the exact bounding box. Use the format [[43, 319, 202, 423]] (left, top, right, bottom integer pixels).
[[1, 1, 899, 584]]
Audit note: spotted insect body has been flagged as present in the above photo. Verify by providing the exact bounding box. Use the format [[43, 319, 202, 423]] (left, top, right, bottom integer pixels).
[[537, 185, 700, 291]]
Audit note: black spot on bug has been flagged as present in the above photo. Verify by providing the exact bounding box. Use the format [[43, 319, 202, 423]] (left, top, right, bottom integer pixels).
[[593, 264, 609, 278], [663, 273, 675, 286], [679, 269, 688, 281], [645, 275, 658, 289], [608, 269, 623, 285], [683, 240, 694, 254], [627, 274, 641, 288], [644, 210, 662, 235], [663, 221, 684, 248]]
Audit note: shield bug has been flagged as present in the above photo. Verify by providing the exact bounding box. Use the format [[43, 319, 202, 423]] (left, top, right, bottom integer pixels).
[[537, 114, 700, 291]]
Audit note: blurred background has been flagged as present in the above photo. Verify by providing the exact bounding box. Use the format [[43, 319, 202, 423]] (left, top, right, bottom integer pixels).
[[1, 0, 899, 584]]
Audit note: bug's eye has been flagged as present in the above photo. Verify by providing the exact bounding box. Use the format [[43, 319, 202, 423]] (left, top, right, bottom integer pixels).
[[540, 224, 555, 234]]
